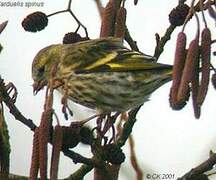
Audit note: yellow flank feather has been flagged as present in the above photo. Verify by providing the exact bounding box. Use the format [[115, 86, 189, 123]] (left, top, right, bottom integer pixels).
[[106, 62, 171, 71], [85, 52, 118, 70]]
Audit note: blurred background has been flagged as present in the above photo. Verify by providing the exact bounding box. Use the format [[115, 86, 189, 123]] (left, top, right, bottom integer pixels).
[[0, 0, 216, 179]]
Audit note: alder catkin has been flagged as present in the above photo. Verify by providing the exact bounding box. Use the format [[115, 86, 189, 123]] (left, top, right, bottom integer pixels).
[[189, 36, 201, 119], [50, 125, 63, 180], [191, 60, 201, 119], [197, 28, 211, 105], [114, 7, 127, 38], [38, 111, 52, 180], [177, 37, 199, 103], [170, 32, 187, 110], [100, 0, 116, 37], [29, 128, 39, 180]]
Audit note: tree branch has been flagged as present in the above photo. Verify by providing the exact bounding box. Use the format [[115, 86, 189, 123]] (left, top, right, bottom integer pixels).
[[64, 164, 93, 180], [154, 25, 176, 60], [0, 76, 97, 179], [116, 106, 141, 147], [0, 77, 37, 131], [124, 26, 139, 51], [178, 151, 216, 179], [62, 149, 101, 168]]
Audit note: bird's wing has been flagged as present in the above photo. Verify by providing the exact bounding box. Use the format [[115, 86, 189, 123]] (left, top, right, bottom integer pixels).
[[59, 37, 172, 74]]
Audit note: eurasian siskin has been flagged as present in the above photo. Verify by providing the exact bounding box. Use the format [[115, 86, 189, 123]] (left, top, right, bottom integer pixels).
[[32, 37, 172, 113]]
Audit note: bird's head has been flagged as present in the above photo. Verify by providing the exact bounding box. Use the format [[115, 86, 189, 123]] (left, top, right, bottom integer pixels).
[[32, 44, 62, 94]]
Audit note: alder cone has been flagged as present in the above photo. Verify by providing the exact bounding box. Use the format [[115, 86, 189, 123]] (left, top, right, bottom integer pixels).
[[61, 126, 80, 149], [22, 11, 48, 32], [134, 0, 138, 5], [169, 4, 190, 26], [63, 32, 82, 44]]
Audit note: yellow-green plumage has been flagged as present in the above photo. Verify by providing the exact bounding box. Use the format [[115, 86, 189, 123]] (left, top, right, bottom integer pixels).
[[32, 38, 172, 112]]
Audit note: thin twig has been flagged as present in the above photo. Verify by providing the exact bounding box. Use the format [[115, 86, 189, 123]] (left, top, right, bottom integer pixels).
[[63, 149, 115, 180], [47, 10, 68, 17], [67, 0, 72, 10], [46, 0, 88, 37], [62, 149, 101, 168], [178, 152, 216, 179], [64, 164, 93, 180], [68, 10, 89, 38], [200, 0, 208, 28], [116, 106, 141, 147], [0, 77, 37, 131], [124, 26, 139, 51], [94, 0, 104, 18], [154, 25, 176, 60], [129, 135, 143, 180], [184, 0, 215, 23]]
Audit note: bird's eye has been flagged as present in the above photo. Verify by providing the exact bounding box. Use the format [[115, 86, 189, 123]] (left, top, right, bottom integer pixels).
[[38, 66, 45, 76]]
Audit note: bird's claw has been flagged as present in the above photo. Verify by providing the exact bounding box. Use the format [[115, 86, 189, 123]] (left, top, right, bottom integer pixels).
[[5, 82, 17, 103], [61, 81, 73, 120], [61, 93, 73, 120], [61, 103, 73, 120]]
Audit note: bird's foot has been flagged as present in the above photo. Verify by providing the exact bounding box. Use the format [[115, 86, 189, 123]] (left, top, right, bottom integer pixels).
[[5, 82, 17, 103]]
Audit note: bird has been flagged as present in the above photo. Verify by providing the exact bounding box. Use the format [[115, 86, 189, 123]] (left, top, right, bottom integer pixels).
[[32, 37, 172, 114]]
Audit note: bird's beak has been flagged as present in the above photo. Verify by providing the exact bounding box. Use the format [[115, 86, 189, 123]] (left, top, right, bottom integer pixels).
[[32, 80, 47, 95]]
